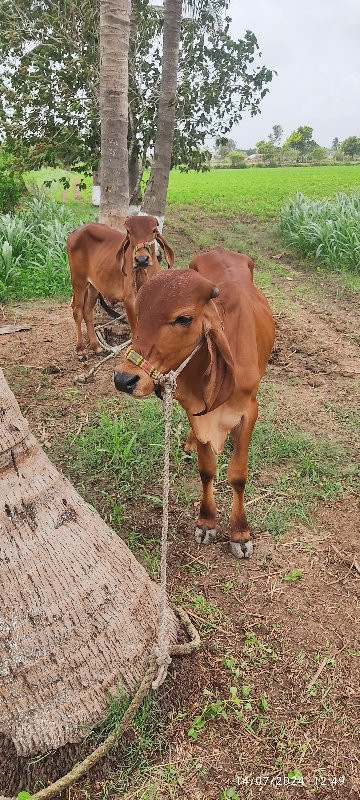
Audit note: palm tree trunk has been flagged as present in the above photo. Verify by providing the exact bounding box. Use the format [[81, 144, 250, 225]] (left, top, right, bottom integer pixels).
[[141, 0, 182, 228], [0, 370, 177, 759], [99, 0, 131, 230]]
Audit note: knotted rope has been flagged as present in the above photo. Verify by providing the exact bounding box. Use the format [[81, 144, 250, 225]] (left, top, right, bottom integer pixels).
[[150, 343, 203, 688]]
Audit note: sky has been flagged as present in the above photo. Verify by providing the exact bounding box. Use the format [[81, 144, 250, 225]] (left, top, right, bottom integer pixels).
[[227, 0, 360, 149]]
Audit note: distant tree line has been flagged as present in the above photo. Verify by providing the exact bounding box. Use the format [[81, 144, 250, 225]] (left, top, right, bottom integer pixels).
[[213, 127, 360, 168]]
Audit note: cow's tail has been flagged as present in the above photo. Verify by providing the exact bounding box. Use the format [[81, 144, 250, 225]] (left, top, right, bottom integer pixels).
[[98, 293, 123, 319]]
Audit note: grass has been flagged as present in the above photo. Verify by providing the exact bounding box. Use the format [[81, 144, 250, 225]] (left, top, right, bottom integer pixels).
[[59, 386, 355, 563], [279, 192, 360, 274], [165, 165, 360, 219], [175, 591, 224, 634], [93, 692, 167, 797], [59, 397, 197, 576], [26, 164, 360, 222], [67, 396, 192, 506], [0, 193, 95, 301], [24, 166, 93, 209]]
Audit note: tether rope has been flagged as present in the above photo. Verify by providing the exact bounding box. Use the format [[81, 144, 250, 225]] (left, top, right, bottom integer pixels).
[[1, 359, 201, 800]]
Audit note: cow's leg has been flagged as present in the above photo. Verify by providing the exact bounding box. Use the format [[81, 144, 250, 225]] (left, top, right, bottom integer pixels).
[[83, 284, 103, 354], [228, 400, 258, 559], [195, 440, 218, 545], [122, 296, 137, 337], [71, 285, 87, 355], [184, 428, 197, 453]]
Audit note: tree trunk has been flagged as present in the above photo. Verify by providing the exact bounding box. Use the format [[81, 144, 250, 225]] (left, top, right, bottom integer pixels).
[[0, 370, 177, 758], [129, 150, 142, 208], [99, 0, 131, 230], [141, 0, 182, 228], [127, 7, 142, 212]]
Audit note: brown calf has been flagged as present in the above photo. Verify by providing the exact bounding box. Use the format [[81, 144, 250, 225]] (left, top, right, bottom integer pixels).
[[67, 215, 174, 355], [113, 247, 274, 559]]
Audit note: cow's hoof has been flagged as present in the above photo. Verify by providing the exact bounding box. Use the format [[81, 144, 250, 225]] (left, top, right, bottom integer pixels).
[[230, 540, 253, 559], [195, 526, 216, 545]]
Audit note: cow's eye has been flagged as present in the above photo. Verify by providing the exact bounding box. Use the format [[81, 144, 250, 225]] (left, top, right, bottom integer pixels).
[[172, 315, 193, 327]]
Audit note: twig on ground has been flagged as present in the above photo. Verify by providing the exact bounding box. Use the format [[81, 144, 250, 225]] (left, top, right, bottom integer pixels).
[[331, 544, 360, 575], [306, 657, 329, 692], [246, 489, 273, 507], [184, 607, 229, 636], [305, 644, 349, 693], [75, 339, 131, 383], [94, 315, 127, 332]]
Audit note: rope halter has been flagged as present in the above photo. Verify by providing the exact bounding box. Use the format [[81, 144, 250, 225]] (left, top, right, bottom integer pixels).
[[133, 240, 155, 266], [125, 338, 204, 394]]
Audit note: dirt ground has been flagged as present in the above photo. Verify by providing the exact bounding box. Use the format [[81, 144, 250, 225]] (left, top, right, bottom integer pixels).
[[1, 217, 359, 800]]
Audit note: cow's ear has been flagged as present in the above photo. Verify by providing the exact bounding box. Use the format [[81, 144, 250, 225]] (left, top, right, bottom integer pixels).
[[195, 326, 235, 416], [155, 231, 174, 269], [116, 234, 131, 275]]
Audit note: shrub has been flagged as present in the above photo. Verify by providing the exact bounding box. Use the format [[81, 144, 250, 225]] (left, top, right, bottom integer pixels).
[[279, 192, 360, 273], [0, 167, 25, 213], [0, 194, 90, 301]]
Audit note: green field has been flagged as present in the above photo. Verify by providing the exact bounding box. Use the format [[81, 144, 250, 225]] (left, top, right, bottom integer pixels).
[[167, 165, 360, 218], [24, 167, 93, 209], [26, 165, 360, 220]]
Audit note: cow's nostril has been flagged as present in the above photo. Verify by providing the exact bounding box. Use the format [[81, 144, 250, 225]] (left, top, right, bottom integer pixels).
[[114, 371, 139, 394]]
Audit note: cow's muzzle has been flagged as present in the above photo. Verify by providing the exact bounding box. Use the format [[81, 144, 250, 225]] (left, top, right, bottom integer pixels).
[[114, 371, 139, 394], [135, 254, 149, 268]]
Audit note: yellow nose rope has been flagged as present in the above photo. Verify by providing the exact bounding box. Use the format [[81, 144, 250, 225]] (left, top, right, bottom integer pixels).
[[133, 239, 155, 258], [125, 338, 203, 387], [126, 347, 162, 381]]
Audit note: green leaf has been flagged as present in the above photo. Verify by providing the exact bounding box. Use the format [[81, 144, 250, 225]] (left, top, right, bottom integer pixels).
[[259, 694, 269, 711], [288, 768, 303, 780], [283, 568, 304, 582]]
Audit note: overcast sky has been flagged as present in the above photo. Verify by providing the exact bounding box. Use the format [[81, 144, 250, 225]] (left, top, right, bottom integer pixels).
[[227, 0, 360, 148]]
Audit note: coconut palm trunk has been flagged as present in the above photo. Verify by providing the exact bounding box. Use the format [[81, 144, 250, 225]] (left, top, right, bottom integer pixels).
[[141, 0, 182, 228], [99, 0, 131, 229], [0, 370, 177, 760]]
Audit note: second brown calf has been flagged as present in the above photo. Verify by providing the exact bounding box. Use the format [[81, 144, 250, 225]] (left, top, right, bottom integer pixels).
[[67, 215, 174, 355]]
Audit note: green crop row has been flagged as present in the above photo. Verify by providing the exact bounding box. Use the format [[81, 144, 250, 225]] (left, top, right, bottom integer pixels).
[[279, 191, 360, 273]]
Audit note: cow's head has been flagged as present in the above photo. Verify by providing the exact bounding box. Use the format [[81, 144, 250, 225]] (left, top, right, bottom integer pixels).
[[114, 269, 235, 414], [116, 215, 174, 283]]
